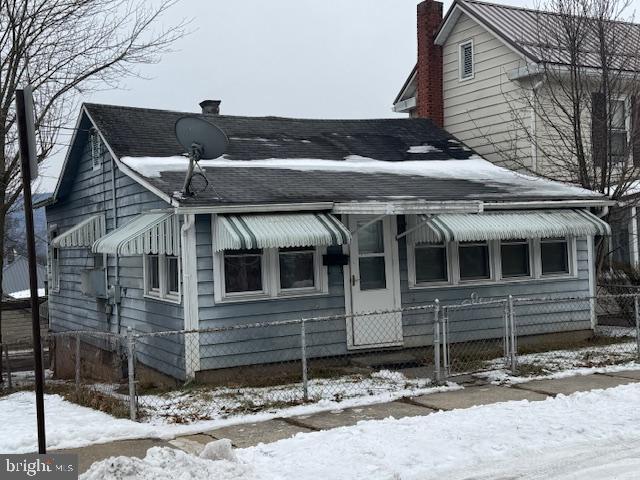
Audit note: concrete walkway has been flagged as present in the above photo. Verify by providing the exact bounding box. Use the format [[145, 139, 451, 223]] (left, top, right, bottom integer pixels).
[[56, 369, 640, 473]]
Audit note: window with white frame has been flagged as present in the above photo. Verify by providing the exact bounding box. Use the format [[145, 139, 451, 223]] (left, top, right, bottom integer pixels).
[[414, 241, 448, 284], [144, 254, 180, 302], [459, 241, 491, 280], [459, 40, 474, 80], [216, 247, 327, 301], [500, 239, 531, 278], [278, 247, 316, 291], [90, 128, 102, 171], [540, 237, 570, 276], [408, 234, 576, 289], [223, 249, 264, 294]]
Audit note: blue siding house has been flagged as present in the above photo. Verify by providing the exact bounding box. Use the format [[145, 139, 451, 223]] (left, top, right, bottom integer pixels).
[[39, 101, 612, 380]]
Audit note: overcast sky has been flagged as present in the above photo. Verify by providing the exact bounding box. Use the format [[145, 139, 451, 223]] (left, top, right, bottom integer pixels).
[[37, 0, 635, 191]]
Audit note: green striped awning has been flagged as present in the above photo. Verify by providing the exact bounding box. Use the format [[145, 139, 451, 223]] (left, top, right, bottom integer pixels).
[[412, 209, 611, 243], [214, 213, 351, 251], [52, 214, 105, 248], [92, 212, 180, 256]]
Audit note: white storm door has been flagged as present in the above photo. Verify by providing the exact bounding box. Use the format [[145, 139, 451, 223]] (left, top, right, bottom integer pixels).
[[347, 215, 403, 349]]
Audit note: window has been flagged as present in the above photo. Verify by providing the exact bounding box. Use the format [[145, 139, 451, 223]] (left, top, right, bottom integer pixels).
[[459, 241, 491, 280], [50, 246, 60, 292], [414, 242, 448, 284], [90, 128, 102, 171], [214, 246, 327, 302], [610, 99, 628, 163], [501, 239, 531, 278], [144, 254, 180, 302], [223, 249, 264, 294], [459, 40, 474, 80], [279, 247, 315, 290], [541, 238, 570, 276], [357, 220, 387, 290]]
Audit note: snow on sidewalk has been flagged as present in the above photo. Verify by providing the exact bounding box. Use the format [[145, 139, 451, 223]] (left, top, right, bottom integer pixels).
[[82, 383, 640, 480]]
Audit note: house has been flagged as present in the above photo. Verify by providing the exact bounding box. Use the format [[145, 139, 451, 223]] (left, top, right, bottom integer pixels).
[[2, 254, 46, 299], [38, 101, 611, 381], [392, 0, 640, 267]]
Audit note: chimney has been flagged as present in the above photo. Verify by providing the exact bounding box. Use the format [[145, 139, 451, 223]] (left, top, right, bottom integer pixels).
[[200, 99, 221, 115], [416, 0, 444, 127]]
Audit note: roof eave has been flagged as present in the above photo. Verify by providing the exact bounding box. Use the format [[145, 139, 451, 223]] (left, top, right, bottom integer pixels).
[[392, 65, 417, 107]]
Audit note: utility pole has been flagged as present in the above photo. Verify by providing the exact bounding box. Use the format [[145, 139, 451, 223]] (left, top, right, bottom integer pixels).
[[15, 86, 46, 454]]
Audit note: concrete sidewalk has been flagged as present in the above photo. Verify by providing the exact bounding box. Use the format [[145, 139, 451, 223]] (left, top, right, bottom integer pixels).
[[55, 369, 640, 473]]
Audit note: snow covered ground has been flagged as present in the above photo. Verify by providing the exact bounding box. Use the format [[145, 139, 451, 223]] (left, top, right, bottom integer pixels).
[[139, 370, 444, 423], [81, 383, 640, 480], [0, 383, 459, 454]]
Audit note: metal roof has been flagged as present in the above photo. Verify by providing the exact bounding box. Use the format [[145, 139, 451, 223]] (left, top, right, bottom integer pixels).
[[92, 212, 180, 256], [448, 0, 640, 71], [214, 213, 351, 251], [2, 256, 45, 296], [52, 214, 105, 248], [411, 209, 611, 243]]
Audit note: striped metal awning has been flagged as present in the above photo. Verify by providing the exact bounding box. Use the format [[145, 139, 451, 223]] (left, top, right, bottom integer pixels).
[[92, 212, 180, 256], [214, 213, 351, 251], [411, 209, 611, 243], [52, 214, 105, 248]]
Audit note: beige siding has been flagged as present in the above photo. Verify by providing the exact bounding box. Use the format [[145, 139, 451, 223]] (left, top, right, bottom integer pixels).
[[443, 13, 532, 170]]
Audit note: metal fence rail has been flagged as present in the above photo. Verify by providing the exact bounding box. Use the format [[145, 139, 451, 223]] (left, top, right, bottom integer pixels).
[[4, 293, 640, 423]]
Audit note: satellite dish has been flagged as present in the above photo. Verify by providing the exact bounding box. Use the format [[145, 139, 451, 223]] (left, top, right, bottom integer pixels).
[[175, 116, 228, 160], [174, 116, 228, 196]]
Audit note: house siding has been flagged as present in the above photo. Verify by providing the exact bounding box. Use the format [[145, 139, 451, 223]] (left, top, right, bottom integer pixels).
[[442, 12, 532, 170], [46, 114, 186, 379], [192, 215, 592, 372]]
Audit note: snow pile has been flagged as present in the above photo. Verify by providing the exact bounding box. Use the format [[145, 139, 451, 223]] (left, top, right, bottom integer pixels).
[[81, 383, 640, 480], [9, 288, 45, 299], [120, 155, 602, 198], [0, 392, 165, 454]]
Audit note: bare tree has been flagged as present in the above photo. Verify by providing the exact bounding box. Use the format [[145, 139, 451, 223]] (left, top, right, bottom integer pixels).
[[0, 0, 186, 376], [486, 0, 640, 267]]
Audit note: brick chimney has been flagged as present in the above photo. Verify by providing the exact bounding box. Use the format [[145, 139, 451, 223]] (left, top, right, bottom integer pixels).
[[416, 0, 444, 126]]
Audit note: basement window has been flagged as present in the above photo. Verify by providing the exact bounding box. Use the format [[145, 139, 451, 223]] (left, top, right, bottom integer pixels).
[[459, 40, 474, 81]]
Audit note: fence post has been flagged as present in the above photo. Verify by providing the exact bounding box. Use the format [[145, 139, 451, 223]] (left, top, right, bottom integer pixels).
[[3, 345, 12, 389], [126, 327, 137, 421], [508, 295, 517, 372], [433, 300, 441, 383], [442, 306, 449, 378], [300, 319, 309, 401], [75, 333, 81, 393], [635, 295, 640, 360]]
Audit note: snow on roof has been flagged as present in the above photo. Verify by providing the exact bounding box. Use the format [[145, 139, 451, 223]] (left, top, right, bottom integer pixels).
[[121, 155, 604, 200]]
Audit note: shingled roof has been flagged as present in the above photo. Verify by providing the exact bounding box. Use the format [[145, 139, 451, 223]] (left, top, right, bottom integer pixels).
[[76, 103, 604, 207]]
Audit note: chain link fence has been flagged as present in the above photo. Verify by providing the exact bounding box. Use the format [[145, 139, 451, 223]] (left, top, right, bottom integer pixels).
[[5, 293, 640, 423]]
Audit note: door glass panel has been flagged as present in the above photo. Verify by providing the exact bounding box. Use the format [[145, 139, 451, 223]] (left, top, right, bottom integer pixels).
[[359, 221, 384, 254], [359, 257, 386, 290]]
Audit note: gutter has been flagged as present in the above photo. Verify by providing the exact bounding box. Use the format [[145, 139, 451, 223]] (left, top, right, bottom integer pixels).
[[174, 202, 334, 215], [483, 199, 616, 210]]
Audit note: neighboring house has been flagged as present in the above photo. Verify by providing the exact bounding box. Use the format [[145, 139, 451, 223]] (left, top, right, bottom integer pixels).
[[38, 101, 611, 381], [392, 0, 640, 266], [2, 254, 46, 299]]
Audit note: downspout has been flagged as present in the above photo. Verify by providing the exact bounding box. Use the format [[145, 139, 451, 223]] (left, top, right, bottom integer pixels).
[[530, 78, 545, 173], [110, 156, 121, 334], [180, 214, 199, 379]]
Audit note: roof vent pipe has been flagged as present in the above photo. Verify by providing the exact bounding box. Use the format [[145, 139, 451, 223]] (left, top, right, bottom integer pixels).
[[200, 100, 221, 115]]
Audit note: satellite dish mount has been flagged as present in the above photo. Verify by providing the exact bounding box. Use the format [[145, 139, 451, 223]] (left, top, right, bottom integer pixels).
[[174, 116, 228, 196]]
